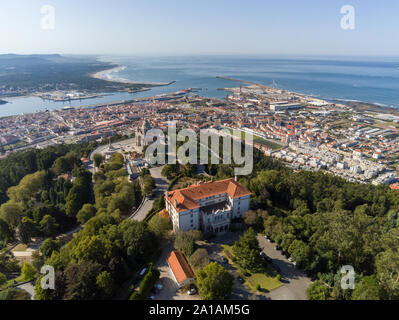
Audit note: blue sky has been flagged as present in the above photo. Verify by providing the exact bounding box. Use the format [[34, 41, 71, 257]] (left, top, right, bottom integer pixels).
[[0, 0, 398, 56]]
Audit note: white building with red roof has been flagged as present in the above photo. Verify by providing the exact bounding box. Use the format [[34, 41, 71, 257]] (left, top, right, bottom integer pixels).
[[165, 178, 251, 234]]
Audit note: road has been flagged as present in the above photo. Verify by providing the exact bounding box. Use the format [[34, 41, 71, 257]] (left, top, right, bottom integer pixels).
[[17, 282, 35, 300], [130, 166, 169, 221], [88, 138, 140, 174], [86, 137, 167, 222], [257, 235, 312, 300], [153, 240, 200, 301]]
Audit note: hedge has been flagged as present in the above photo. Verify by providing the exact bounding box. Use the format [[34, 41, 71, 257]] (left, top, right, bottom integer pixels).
[[129, 263, 160, 300]]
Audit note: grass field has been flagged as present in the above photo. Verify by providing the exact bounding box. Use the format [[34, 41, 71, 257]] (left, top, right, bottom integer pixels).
[[12, 244, 28, 252], [222, 245, 282, 293], [227, 129, 283, 151]]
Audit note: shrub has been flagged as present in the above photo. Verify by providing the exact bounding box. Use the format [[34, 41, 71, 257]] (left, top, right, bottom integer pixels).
[[129, 263, 160, 300], [0, 272, 6, 286]]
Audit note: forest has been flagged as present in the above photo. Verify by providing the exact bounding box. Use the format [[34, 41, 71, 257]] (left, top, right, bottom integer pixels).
[[229, 149, 398, 300], [0, 137, 398, 300]]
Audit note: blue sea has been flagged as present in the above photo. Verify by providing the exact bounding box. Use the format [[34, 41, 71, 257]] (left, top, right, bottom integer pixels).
[[1, 55, 399, 117]]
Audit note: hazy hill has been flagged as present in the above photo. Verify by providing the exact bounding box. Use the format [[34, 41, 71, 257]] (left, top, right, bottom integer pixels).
[[0, 54, 145, 93]]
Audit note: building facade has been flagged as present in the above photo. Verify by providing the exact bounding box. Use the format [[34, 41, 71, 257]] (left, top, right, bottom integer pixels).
[[165, 178, 251, 234]]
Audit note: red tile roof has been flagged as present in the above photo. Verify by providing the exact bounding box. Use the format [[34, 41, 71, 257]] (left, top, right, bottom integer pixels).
[[166, 178, 251, 213], [167, 251, 195, 284]]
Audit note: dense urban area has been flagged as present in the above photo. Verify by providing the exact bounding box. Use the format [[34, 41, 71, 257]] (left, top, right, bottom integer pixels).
[[0, 79, 398, 302]]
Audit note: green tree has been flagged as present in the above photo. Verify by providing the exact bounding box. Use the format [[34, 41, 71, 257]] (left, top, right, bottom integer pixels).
[[148, 214, 171, 238], [18, 217, 36, 243], [175, 230, 201, 257], [197, 262, 234, 300], [0, 287, 30, 300], [64, 261, 103, 300], [39, 215, 59, 237], [243, 210, 258, 227], [0, 272, 6, 286], [232, 228, 263, 272], [121, 220, 157, 266], [374, 228, 399, 299], [288, 240, 311, 268], [0, 219, 13, 244], [306, 281, 330, 300], [21, 263, 37, 281], [52, 156, 78, 175], [71, 235, 112, 265], [93, 154, 104, 168], [7, 171, 45, 203], [352, 276, 381, 300], [65, 169, 92, 217], [96, 271, 116, 297], [31, 251, 44, 272], [142, 175, 155, 197], [40, 238, 60, 259], [76, 204, 97, 224], [188, 248, 210, 272], [0, 201, 23, 228]]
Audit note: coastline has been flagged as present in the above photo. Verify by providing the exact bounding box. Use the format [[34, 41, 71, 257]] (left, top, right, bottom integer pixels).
[[91, 64, 176, 87], [217, 76, 399, 116]]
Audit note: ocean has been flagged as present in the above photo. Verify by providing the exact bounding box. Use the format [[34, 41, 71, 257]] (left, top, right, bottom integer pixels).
[[1, 55, 399, 117]]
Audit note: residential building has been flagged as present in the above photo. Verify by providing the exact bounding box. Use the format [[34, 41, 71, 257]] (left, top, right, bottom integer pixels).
[[165, 178, 251, 234]]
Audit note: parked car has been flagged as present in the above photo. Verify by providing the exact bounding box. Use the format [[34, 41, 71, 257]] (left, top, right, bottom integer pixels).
[[139, 267, 147, 277], [154, 284, 163, 291], [288, 257, 294, 262], [187, 285, 197, 295], [237, 276, 245, 284], [149, 295, 155, 300]]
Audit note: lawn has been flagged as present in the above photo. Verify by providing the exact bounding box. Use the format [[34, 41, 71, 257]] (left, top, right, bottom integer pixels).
[[227, 129, 283, 151], [12, 244, 28, 252], [222, 245, 282, 293]]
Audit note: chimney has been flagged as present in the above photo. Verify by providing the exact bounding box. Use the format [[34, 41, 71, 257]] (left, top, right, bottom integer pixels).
[[235, 175, 238, 182], [174, 199, 177, 208]]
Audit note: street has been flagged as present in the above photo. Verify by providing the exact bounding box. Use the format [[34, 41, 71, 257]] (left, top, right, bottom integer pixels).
[[130, 166, 169, 221], [257, 235, 312, 300]]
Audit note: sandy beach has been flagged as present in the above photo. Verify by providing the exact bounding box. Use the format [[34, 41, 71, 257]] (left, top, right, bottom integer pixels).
[[91, 65, 175, 87]]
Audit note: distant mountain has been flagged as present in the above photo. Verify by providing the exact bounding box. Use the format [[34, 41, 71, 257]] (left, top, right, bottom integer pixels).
[[0, 54, 146, 94]]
